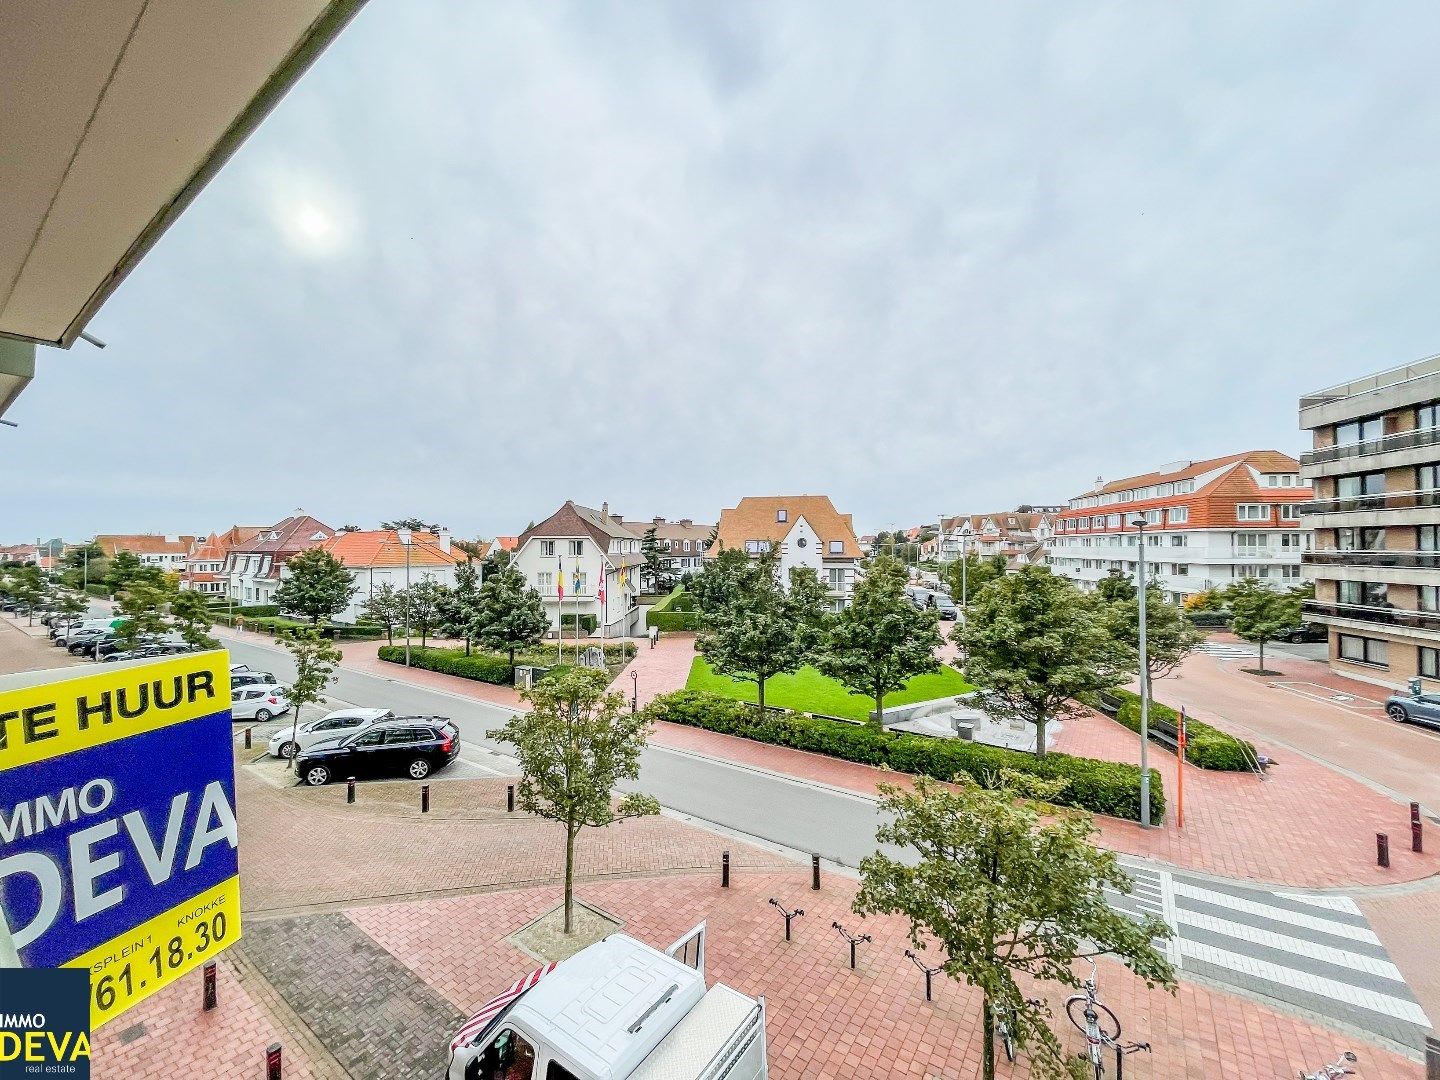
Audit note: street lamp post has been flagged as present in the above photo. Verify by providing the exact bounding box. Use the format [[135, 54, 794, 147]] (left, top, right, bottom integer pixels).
[[397, 527, 413, 667], [1132, 517, 1151, 828]]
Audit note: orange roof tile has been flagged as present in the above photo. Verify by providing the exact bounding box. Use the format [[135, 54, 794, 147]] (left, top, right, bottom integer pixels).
[[320, 530, 461, 569], [711, 495, 862, 559]]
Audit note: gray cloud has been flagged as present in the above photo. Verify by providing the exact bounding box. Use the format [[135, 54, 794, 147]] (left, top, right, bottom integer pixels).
[[6, 1, 1440, 540]]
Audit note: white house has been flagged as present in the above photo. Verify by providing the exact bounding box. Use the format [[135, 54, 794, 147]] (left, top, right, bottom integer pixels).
[[710, 495, 864, 609], [512, 501, 645, 637], [317, 528, 464, 623]]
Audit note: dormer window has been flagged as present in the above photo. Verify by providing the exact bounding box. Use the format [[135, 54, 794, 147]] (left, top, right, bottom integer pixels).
[[777, 509, 787, 522], [828, 540, 844, 554]]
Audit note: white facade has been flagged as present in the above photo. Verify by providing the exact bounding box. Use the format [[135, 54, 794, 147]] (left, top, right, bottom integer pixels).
[[770, 516, 858, 606], [1050, 528, 1308, 601], [512, 534, 642, 636]]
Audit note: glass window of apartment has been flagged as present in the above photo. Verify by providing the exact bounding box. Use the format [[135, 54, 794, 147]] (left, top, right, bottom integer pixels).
[[1278, 504, 1301, 521], [1337, 473, 1385, 497], [1418, 402, 1440, 431], [1106, 514, 1120, 527], [1279, 533, 1305, 549], [1235, 533, 1268, 549], [828, 540, 845, 554], [1168, 506, 1188, 524], [1420, 526, 1440, 552], [1144, 509, 1162, 524], [1421, 647, 1440, 679], [1335, 415, 1384, 446], [1338, 634, 1387, 667], [1337, 527, 1385, 550], [1420, 465, 1440, 491], [537, 571, 553, 591], [1338, 580, 1387, 606], [568, 540, 584, 556], [1236, 504, 1270, 520], [1280, 565, 1302, 580], [541, 540, 555, 557], [1174, 564, 1189, 576], [1170, 535, 1184, 546]]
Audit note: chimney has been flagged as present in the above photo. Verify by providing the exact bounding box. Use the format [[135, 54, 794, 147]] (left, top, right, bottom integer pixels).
[[437, 528, 451, 553], [680, 518, 692, 527], [601, 501, 609, 518]]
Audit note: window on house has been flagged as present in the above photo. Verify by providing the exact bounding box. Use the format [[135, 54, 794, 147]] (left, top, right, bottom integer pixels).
[[1106, 515, 1120, 528], [1170, 535, 1185, 547], [1278, 504, 1301, 521], [1420, 465, 1440, 492], [1144, 510, 1162, 525], [1337, 473, 1385, 497], [569, 540, 584, 556], [828, 540, 844, 554], [827, 568, 846, 590], [1174, 564, 1189, 576], [1236, 504, 1271, 521], [1418, 403, 1440, 431], [1336, 416, 1385, 446], [541, 540, 555, 556], [1279, 533, 1304, 549], [1337, 527, 1385, 551], [1168, 506, 1188, 524], [1421, 647, 1440, 679], [1236, 565, 1270, 578], [1338, 580, 1387, 606], [1420, 526, 1439, 552], [575, 573, 587, 593], [1280, 564, 1302, 579], [745, 540, 770, 554], [1338, 634, 1387, 667], [776, 509, 787, 522]]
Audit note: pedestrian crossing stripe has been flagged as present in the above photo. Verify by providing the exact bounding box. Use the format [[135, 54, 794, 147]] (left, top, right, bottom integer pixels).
[[1172, 882, 1381, 944], [1175, 909, 1405, 982]]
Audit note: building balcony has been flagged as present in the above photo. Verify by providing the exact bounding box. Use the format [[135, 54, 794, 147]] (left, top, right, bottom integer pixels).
[[1304, 549, 1440, 570], [1300, 354, 1440, 429], [1301, 425, 1440, 470], [1302, 598, 1440, 634], [1300, 489, 1440, 516]]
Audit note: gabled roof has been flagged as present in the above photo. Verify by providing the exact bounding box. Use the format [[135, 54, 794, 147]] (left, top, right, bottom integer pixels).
[[1076, 451, 1301, 499], [712, 495, 863, 559], [320, 529, 460, 569], [640, 516, 714, 543], [517, 501, 643, 551], [95, 533, 197, 556], [230, 514, 334, 556], [495, 536, 519, 552]]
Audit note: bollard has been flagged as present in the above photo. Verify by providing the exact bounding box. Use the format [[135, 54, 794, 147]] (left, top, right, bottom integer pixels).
[[421, 785, 430, 813], [1425, 1034, 1440, 1080], [722, 850, 730, 889], [266, 1043, 283, 1080], [811, 854, 821, 890], [347, 777, 356, 805], [244, 727, 252, 749], [768, 898, 804, 941], [203, 962, 217, 1011], [1413, 802, 1425, 854], [507, 784, 515, 813], [1377, 832, 1390, 868]]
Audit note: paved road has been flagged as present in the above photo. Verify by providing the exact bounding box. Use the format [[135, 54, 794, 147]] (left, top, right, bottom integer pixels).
[[224, 636, 1433, 1051]]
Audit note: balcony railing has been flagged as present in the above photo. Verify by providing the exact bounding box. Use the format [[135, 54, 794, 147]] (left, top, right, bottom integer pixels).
[[1300, 489, 1440, 515], [1302, 598, 1440, 631], [1301, 425, 1440, 467], [1300, 353, 1440, 409], [1304, 549, 1440, 570]]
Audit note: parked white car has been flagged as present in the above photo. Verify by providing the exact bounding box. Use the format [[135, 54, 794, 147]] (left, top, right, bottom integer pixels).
[[267, 707, 394, 759], [231, 683, 291, 722]]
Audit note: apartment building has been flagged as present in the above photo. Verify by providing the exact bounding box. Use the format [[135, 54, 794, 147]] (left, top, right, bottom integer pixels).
[[512, 501, 644, 636], [1299, 355, 1440, 689], [220, 514, 334, 604], [937, 511, 1057, 568], [1051, 452, 1311, 604], [180, 526, 264, 594], [641, 517, 714, 581], [95, 533, 197, 572], [710, 495, 863, 608]]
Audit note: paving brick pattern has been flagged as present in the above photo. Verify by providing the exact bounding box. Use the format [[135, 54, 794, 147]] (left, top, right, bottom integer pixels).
[[352, 870, 1425, 1080], [237, 913, 467, 1079]]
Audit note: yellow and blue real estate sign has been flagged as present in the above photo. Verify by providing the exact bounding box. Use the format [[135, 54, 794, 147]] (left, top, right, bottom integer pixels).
[[0, 651, 240, 1030]]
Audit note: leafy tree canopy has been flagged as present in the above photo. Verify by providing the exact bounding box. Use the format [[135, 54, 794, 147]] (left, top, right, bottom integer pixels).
[[274, 547, 357, 626]]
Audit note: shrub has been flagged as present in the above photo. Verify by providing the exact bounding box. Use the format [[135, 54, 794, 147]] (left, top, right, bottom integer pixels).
[[1109, 689, 1255, 771], [379, 645, 513, 684], [84, 584, 109, 598], [648, 586, 700, 631], [1186, 611, 1231, 628], [560, 614, 598, 633], [644, 690, 1163, 823]]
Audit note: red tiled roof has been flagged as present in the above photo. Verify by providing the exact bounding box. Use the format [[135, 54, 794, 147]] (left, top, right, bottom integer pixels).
[[320, 530, 460, 569], [712, 495, 863, 559]]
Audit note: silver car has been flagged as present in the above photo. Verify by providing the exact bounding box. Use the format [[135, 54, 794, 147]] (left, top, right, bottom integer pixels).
[[268, 708, 394, 759], [1385, 691, 1440, 730], [231, 683, 291, 722]]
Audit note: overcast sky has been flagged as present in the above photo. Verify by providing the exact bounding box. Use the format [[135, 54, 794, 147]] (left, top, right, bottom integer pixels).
[[6, 1, 1440, 543]]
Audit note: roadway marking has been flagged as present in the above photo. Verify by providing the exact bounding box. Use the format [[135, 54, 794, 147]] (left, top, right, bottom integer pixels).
[[1175, 910, 1405, 981], [1172, 883, 1382, 944]]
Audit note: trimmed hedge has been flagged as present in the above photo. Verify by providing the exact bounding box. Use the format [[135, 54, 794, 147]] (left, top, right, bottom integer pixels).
[[216, 612, 386, 640], [1108, 689, 1255, 771], [379, 645, 514, 683], [647, 586, 700, 632], [560, 614, 598, 633], [1186, 611, 1231, 628], [644, 690, 1164, 823]]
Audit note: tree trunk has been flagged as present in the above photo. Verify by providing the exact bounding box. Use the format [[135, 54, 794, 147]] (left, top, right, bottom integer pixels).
[[1034, 712, 1047, 758], [465, 634, 471, 657], [563, 825, 577, 934], [386, 625, 393, 646], [1258, 640, 1266, 671], [758, 677, 766, 715], [981, 995, 996, 1080]]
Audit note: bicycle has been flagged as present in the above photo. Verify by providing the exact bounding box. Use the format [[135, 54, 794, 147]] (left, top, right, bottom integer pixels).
[[993, 997, 1042, 1064], [1064, 958, 1151, 1080], [1300, 1050, 1358, 1079]]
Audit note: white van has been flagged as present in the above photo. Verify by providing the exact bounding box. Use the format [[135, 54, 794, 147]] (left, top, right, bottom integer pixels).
[[447, 925, 766, 1080]]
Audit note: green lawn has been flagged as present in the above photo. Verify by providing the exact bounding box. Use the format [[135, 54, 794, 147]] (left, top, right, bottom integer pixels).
[[685, 657, 973, 722]]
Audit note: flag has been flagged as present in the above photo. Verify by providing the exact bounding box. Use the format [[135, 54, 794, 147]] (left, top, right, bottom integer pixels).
[[555, 554, 564, 600], [597, 573, 605, 604], [572, 561, 582, 594], [618, 566, 628, 590]]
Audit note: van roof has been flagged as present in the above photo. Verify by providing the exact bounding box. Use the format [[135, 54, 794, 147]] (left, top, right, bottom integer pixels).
[[510, 935, 705, 1079]]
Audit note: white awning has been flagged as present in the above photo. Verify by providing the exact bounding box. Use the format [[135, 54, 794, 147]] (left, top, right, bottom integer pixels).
[[0, 0, 367, 354]]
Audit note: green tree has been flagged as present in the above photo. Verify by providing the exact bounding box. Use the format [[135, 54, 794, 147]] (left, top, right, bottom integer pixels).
[[280, 628, 343, 772], [104, 551, 144, 595], [381, 517, 442, 533], [274, 548, 357, 626], [961, 565, 1132, 757], [487, 668, 660, 933], [170, 590, 219, 651], [12, 564, 47, 623], [439, 561, 484, 654], [59, 542, 104, 591], [854, 775, 1175, 1080], [1104, 585, 1205, 695], [689, 546, 759, 615], [1094, 569, 1136, 603], [1225, 579, 1301, 673], [470, 563, 550, 669], [640, 525, 671, 593], [113, 583, 170, 654], [400, 578, 450, 648], [697, 562, 832, 715], [941, 552, 1008, 608], [817, 554, 943, 729], [55, 590, 89, 624], [360, 582, 403, 645]]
